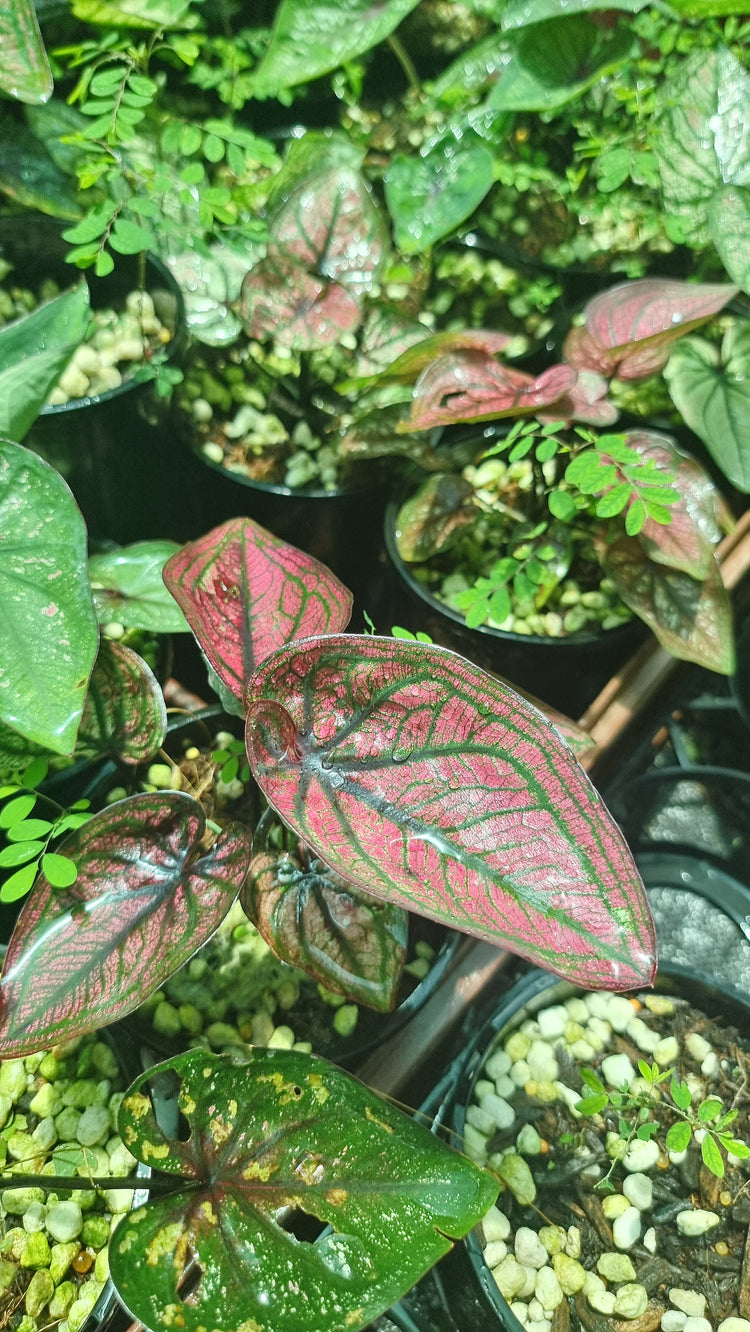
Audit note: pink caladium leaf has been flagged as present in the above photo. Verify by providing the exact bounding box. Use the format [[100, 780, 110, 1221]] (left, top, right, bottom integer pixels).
[[601, 533, 735, 675], [563, 279, 738, 381], [353, 307, 429, 377], [240, 254, 362, 350], [0, 792, 251, 1056], [380, 329, 517, 385], [163, 519, 353, 705], [244, 636, 656, 989], [76, 640, 167, 764], [537, 370, 620, 427], [271, 164, 388, 297], [404, 353, 577, 431], [620, 431, 731, 579], [393, 473, 477, 562], [243, 841, 408, 1011]]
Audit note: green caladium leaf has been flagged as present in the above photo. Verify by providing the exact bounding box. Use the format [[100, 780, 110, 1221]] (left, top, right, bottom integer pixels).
[[251, 0, 423, 97], [75, 640, 167, 764], [501, 0, 646, 27], [0, 0, 53, 104], [602, 533, 734, 674], [486, 14, 633, 112], [0, 284, 90, 441], [71, 0, 195, 27], [244, 636, 656, 989], [0, 440, 99, 756], [709, 184, 750, 293], [0, 792, 250, 1055], [654, 47, 750, 250], [405, 353, 576, 431], [394, 473, 476, 561], [110, 1046, 497, 1332], [244, 841, 408, 1010], [0, 116, 82, 219], [385, 140, 495, 254], [664, 324, 750, 493], [164, 518, 353, 705], [88, 541, 190, 633]]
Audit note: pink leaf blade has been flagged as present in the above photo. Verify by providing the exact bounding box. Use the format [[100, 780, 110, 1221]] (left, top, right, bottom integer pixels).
[[380, 329, 518, 385], [163, 519, 353, 703], [0, 793, 251, 1056], [239, 255, 362, 350], [620, 430, 727, 578], [244, 636, 655, 990], [406, 352, 577, 431]]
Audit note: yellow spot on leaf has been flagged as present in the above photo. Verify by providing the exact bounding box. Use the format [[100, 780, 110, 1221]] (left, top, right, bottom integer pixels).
[[228, 1099, 238, 1118], [123, 1092, 152, 1120], [307, 1074, 330, 1105], [146, 1222, 184, 1268], [199, 1200, 218, 1226], [345, 1311, 365, 1326], [326, 1188, 348, 1205], [242, 1161, 275, 1182], [161, 1304, 186, 1327], [365, 1105, 394, 1133], [141, 1140, 170, 1161], [209, 1116, 233, 1146], [180, 1093, 196, 1115]]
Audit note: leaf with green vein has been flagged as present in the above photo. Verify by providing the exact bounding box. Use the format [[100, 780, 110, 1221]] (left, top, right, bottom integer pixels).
[[244, 843, 408, 1011], [385, 140, 494, 254], [664, 325, 750, 493], [654, 47, 750, 250], [709, 185, 750, 293], [393, 474, 476, 562], [602, 533, 734, 674], [501, 0, 646, 28], [0, 0, 52, 104], [251, 0, 423, 97], [75, 640, 167, 764], [486, 14, 634, 112], [240, 254, 362, 350], [244, 635, 655, 989], [88, 541, 190, 633], [163, 518, 353, 704], [0, 284, 90, 441], [405, 353, 576, 431], [111, 1046, 496, 1332], [0, 792, 251, 1055], [0, 440, 99, 756]]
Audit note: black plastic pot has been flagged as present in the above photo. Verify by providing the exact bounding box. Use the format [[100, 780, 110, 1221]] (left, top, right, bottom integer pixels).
[[421, 957, 750, 1332], [383, 494, 646, 719], [0, 216, 191, 544]]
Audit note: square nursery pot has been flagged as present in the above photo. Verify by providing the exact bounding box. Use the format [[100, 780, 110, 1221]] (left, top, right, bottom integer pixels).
[[0, 215, 190, 545]]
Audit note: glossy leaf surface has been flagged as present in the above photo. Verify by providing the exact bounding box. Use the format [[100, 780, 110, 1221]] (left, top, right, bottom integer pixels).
[[501, 0, 646, 27], [88, 541, 190, 633], [245, 636, 655, 988], [164, 519, 353, 704], [0, 440, 99, 755], [240, 254, 362, 350], [602, 535, 734, 674], [405, 352, 576, 430], [76, 640, 167, 763], [271, 164, 388, 298], [709, 184, 750, 294], [619, 431, 729, 577], [0, 0, 53, 104], [0, 285, 90, 441], [394, 473, 476, 562], [111, 1046, 497, 1332], [664, 326, 750, 493], [244, 842, 408, 1010], [380, 329, 515, 384], [564, 280, 738, 380], [0, 793, 250, 1055], [385, 140, 495, 254], [252, 0, 422, 96], [487, 14, 633, 112]]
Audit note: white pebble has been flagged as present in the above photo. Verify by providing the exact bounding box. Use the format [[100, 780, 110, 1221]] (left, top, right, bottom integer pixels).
[[701, 1052, 720, 1078], [607, 995, 638, 1031], [496, 1074, 516, 1098], [482, 1205, 511, 1243], [527, 1040, 559, 1082], [515, 1228, 549, 1269], [510, 1059, 532, 1087], [46, 1200, 83, 1242], [614, 1285, 649, 1319], [535, 1266, 564, 1311], [718, 1320, 750, 1332], [485, 1049, 512, 1080], [481, 1091, 516, 1130], [675, 1209, 720, 1237], [662, 1314, 687, 1332], [565, 998, 589, 1023], [517, 1124, 544, 1156], [493, 1255, 529, 1299], [537, 1006, 568, 1040], [585, 993, 611, 1019], [466, 1103, 495, 1136], [671, 1291, 707, 1318], [484, 1240, 508, 1267], [569, 1039, 597, 1061], [509, 1300, 529, 1324], [653, 1035, 680, 1065], [589, 1290, 617, 1315], [623, 1172, 653, 1210], [627, 1017, 661, 1053], [602, 1194, 631, 1219], [587, 1016, 613, 1046], [613, 1206, 642, 1250], [643, 1227, 657, 1253], [683, 1319, 712, 1332], [602, 1052, 636, 1089], [623, 1138, 661, 1173], [685, 1033, 711, 1064]]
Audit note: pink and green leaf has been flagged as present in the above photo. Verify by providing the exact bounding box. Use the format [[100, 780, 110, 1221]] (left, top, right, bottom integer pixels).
[[240, 254, 362, 350], [380, 329, 517, 385], [0, 0, 53, 105], [163, 518, 353, 704], [76, 640, 167, 763], [271, 163, 388, 297], [244, 636, 656, 989], [537, 369, 619, 426], [393, 473, 477, 562], [602, 533, 734, 674], [404, 352, 577, 431], [0, 792, 251, 1055], [110, 1046, 496, 1332], [243, 841, 408, 1011], [563, 279, 738, 381]]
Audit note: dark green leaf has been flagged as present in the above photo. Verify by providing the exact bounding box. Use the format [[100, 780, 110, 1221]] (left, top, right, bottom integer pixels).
[[385, 140, 494, 254], [0, 284, 91, 441], [487, 14, 633, 112], [548, 491, 577, 522], [88, 541, 189, 633], [21, 757, 48, 789]]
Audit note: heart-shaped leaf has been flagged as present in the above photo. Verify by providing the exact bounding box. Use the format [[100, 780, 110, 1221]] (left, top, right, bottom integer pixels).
[[244, 841, 408, 1010], [251, 0, 422, 97], [486, 14, 634, 112], [244, 636, 656, 989], [619, 430, 730, 577], [0, 0, 53, 104], [563, 280, 738, 380], [0, 792, 250, 1055], [385, 140, 495, 254], [664, 324, 750, 493], [0, 115, 83, 219], [393, 473, 476, 562], [163, 519, 353, 705], [0, 439, 99, 755], [110, 1046, 497, 1332], [654, 47, 750, 249], [76, 640, 168, 763], [240, 254, 362, 350], [0, 284, 91, 441], [271, 164, 388, 298], [88, 541, 190, 633], [501, 0, 646, 27], [709, 184, 750, 293], [405, 352, 577, 430], [602, 533, 734, 674]]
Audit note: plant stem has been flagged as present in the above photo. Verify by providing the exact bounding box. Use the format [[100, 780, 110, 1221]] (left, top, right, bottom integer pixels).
[[386, 34, 422, 97]]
